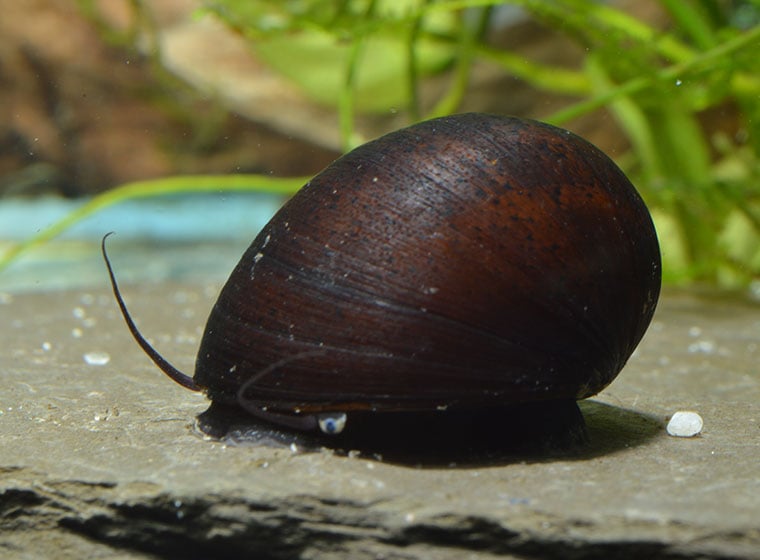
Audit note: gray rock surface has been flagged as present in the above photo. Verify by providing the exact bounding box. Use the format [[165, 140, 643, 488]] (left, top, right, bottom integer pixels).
[[1, 284, 759, 559]]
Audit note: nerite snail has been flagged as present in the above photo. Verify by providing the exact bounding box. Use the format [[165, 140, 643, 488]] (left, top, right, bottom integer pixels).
[[103, 113, 661, 448]]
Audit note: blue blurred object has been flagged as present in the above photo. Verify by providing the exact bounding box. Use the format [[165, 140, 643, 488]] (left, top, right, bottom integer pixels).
[[0, 193, 284, 242], [0, 193, 285, 291]]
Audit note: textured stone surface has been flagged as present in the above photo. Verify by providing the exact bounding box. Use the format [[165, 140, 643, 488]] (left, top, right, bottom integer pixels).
[[1, 283, 759, 559]]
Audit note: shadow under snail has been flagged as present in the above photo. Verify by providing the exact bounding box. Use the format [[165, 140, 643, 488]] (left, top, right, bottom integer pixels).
[[103, 113, 661, 452]]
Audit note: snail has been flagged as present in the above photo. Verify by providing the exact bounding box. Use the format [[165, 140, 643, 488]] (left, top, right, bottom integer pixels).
[[103, 113, 660, 451]]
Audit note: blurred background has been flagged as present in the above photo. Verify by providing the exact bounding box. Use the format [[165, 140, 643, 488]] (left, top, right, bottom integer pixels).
[[1, 0, 759, 295]]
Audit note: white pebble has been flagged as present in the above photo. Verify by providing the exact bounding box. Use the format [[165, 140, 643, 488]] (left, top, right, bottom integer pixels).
[[83, 351, 111, 366], [666, 411, 703, 437]]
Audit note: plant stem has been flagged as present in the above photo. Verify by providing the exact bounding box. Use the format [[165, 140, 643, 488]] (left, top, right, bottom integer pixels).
[[546, 24, 760, 125]]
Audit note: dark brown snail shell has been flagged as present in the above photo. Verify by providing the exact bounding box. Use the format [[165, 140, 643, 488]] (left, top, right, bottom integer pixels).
[[103, 113, 661, 446]]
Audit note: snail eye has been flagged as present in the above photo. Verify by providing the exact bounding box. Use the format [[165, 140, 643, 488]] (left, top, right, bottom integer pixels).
[[317, 412, 347, 435]]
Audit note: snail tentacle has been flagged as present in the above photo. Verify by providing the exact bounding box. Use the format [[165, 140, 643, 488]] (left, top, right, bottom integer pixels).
[[102, 233, 200, 392]]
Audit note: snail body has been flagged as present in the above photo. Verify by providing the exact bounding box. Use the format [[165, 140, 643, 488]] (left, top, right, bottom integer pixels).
[[104, 113, 660, 441]]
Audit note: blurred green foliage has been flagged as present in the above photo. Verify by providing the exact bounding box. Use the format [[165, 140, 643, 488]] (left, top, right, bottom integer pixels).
[[4, 0, 760, 290], [202, 0, 760, 288]]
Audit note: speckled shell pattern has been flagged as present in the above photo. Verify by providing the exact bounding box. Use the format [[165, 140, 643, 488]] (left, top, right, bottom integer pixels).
[[195, 113, 661, 413]]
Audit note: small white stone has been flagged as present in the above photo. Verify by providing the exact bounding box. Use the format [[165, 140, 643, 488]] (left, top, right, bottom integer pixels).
[[83, 351, 111, 366], [666, 411, 703, 437]]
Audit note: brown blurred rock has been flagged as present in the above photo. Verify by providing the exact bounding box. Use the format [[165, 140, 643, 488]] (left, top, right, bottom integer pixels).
[[0, 0, 338, 197]]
